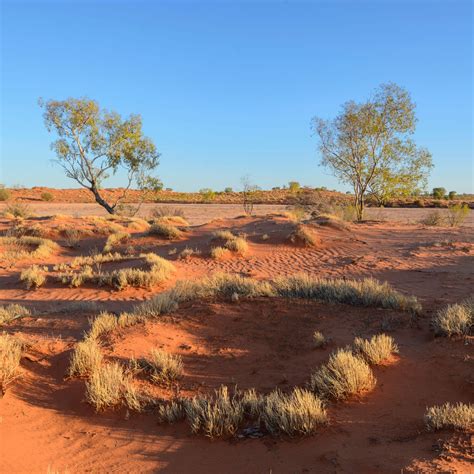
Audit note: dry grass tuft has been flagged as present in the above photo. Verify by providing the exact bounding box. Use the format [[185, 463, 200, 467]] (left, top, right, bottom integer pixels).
[[88, 312, 118, 340], [432, 299, 473, 336], [261, 388, 327, 436], [288, 224, 319, 247], [0, 235, 59, 260], [149, 221, 182, 240], [313, 331, 326, 348], [310, 348, 376, 400], [103, 231, 130, 252], [353, 334, 398, 365], [20, 265, 48, 289], [212, 230, 248, 256], [157, 399, 187, 423], [185, 386, 244, 438], [210, 246, 230, 260], [424, 402, 474, 431], [85, 362, 142, 412], [147, 349, 183, 384], [0, 304, 30, 325], [0, 332, 23, 393], [273, 273, 421, 313], [68, 337, 103, 377]]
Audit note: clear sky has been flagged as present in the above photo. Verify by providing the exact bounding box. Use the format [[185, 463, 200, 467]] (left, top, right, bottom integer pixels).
[[1, 0, 472, 193]]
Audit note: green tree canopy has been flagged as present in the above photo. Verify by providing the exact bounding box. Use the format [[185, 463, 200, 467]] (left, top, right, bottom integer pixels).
[[40, 97, 161, 214], [312, 83, 433, 219]]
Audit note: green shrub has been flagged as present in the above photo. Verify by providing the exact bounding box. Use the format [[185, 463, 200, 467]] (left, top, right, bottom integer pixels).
[[446, 203, 470, 227], [448, 191, 457, 200], [432, 187, 446, 199]]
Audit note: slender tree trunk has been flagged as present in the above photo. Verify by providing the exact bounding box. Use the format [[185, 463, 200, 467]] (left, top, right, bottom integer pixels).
[[354, 191, 364, 221], [90, 186, 115, 214]]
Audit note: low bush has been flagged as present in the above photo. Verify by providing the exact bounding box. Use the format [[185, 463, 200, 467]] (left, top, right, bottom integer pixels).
[[0, 187, 10, 201], [261, 388, 327, 436], [3, 202, 31, 218], [0, 235, 58, 260], [446, 203, 470, 227], [420, 210, 444, 226], [310, 349, 376, 400], [424, 402, 474, 431], [210, 246, 230, 260], [41, 192, 54, 202], [288, 224, 319, 247], [212, 231, 248, 256], [353, 334, 398, 365], [103, 231, 130, 252]]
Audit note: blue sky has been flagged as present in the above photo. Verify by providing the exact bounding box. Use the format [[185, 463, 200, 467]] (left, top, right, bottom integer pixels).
[[1, 0, 472, 192]]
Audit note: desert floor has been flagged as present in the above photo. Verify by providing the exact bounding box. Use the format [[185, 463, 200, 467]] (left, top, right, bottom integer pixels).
[[0, 208, 472, 473]]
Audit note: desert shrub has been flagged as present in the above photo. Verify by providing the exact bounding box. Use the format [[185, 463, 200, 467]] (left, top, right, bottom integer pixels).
[[273, 273, 420, 313], [3, 202, 31, 218], [0, 304, 30, 325], [20, 265, 48, 289], [224, 187, 233, 193], [225, 236, 248, 255], [424, 402, 474, 431], [288, 224, 319, 247], [420, 210, 444, 226], [211, 230, 248, 256], [149, 221, 182, 240], [261, 388, 327, 436], [68, 337, 103, 377], [0, 333, 23, 393], [309, 349, 376, 400], [353, 334, 398, 365], [432, 300, 473, 336], [0, 187, 10, 201], [185, 386, 244, 438], [446, 203, 470, 227], [103, 231, 130, 252], [87, 312, 118, 339], [284, 207, 306, 222], [147, 349, 183, 384], [210, 246, 230, 260], [432, 187, 446, 199], [85, 362, 141, 412], [448, 191, 457, 200], [41, 192, 54, 202], [313, 331, 326, 348], [70, 252, 127, 268], [288, 181, 301, 193], [199, 188, 216, 202], [56, 265, 94, 288], [135, 292, 179, 319], [178, 247, 201, 260]]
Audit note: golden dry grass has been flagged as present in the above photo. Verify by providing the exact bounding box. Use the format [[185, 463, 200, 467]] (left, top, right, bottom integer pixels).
[[353, 334, 399, 365], [0, 333, 23, 393], [0, 304, 30, 325], [424, 402, 474, 431]]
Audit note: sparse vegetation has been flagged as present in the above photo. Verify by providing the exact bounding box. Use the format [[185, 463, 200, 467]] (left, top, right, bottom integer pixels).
[[424, 402, 474, 431], [2, 202, 31, 218], [0, 186, 10, 201], [0, 235, 58, 260], [210, 246, 230, 260], [103, 231, 130, 252], [310, 349, 376, 400], [41, 191, 54, 202], [288, 224, 319, 247], [420, 210, 444, 226], [446, 203, 470, 227], [313, 331, 326, 348], [353, 334, 398, 365]]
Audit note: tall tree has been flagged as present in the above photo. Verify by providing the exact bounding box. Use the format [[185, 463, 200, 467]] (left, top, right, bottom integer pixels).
[[312, 83, 432, 220], [40, 98, 161, 214]]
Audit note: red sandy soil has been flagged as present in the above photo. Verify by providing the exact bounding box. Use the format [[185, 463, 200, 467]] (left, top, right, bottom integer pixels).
[[0, 212, 473, 473]]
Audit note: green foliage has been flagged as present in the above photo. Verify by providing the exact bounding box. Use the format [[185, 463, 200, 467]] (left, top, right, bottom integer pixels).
[[40, 97, 160, 214], [313, 83, 432, 220], [448, 191, 457, 200], [224, 187, 233, 193], [288, 181, 301, 193], [446, 203, 470, 227], [432, 187, 446, 199]]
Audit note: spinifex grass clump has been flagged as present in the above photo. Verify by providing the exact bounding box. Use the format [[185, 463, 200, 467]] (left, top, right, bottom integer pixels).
[[310, 348, 376, 400], [211, 230, 248, 256], [424, 402, 474, 431], [68, 337, 103, 377], [147, 349, 183, 384], [0, 304, 30, 325], [273, 273, 421, 313], [353, 334, 398, 365], [149, 221, 182, 240], [0, 235, 59, 260], [432, 298, 473, 336], [20, 265, 48, 289], [288, 224, 319, 247]]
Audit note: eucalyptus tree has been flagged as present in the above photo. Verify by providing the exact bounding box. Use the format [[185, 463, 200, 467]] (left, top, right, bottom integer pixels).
[[312, 83, 432, 220], [40, 97, 161, 214]]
